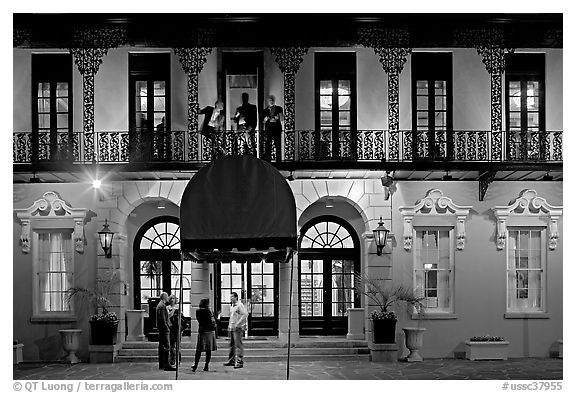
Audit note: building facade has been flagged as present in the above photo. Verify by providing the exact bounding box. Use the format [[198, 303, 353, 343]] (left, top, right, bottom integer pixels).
[[13, 14, 563, 362]]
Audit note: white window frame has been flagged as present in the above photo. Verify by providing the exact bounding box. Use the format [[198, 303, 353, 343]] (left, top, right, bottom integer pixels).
[[15, 191, 87, 322], [505, 227, 546, 314], [400, 189, 472, 319], [32, 228, 75, 319], [492, 189, 561, 319], [413, 226, 455, 314]]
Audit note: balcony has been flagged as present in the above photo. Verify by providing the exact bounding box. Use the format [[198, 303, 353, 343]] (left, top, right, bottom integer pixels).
[[13, 129, 563, 170]]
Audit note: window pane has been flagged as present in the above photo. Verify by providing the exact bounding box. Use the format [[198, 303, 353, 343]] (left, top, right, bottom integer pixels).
[[435, 111, 446, 127], [527, 81, 539, 96], [231, 275, 241, 288], [263, 262, 274, 273], [435, 96, 446, 111], [320, 111, 332, 125], [154, 97, 165, 112], [417, 112, 428, 126], [38, 114, 51, 128], [320, 80, 332, 95], [38, 82, 51, 98], [263, 275, 274, 289], [221, 275, 231, 288], [338, 80, 350, 94], [528, 113, 539, 127], [251, 275, 262, 286], [338, 96, 351, 110], [416, 80, 428, 94], [154, 81, 165, 96], [262, 304, 274, 317], [435, 80, 446, 95], [312, 260, 323, 274], [301, 261, 311, 274], [509, 96, 521, 111], [139, 97, 148, 111], [339, 111, 350, 126], [38, 98, 50, 112], [527, 97, 539, 111], [56, 83, 68, 97], [56, 98, 68, 112], [417, 96, 428, 111], [136, 81, 147, 97], [57, 114, 68, 129], [221, 263, 230, 274], [154, 113, 166, 128], [509, 112, 521, 128], [509, 81, 521, 96], [320, 96, 332, 110]]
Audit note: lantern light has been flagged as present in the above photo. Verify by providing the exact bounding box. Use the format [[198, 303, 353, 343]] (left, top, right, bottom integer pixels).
[[98, 219, 115, 258], [373, 216, 389, 256]]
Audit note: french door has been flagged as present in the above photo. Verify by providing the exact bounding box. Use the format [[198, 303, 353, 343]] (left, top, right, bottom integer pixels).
[[298, 215, 361, 335], [299, 257, 359, 335], [215, 260, 278, 336]]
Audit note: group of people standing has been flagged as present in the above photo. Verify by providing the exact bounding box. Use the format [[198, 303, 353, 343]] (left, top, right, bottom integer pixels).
[[200, 93, 283, 162], [156, 291, 249, 372]]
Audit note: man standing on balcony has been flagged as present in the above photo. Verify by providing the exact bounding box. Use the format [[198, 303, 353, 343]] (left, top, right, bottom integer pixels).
[[262, 94, 284, 162], [233, 92, 257, 155], [200, 100, 225, 159]]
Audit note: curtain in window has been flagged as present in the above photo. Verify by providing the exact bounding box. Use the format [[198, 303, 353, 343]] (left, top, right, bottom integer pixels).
[[507, 230, 542, 311], [38, 232, 72, 312]]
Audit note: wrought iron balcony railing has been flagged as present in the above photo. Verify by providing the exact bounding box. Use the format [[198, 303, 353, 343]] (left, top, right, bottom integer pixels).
[[13, 129, 563, 165]]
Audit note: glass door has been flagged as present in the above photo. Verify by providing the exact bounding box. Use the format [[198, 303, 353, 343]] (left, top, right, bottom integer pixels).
[[299, 258, 357, 335], [132, 79, 167, 161], [215, 261, 278, 336], [319, 79, 354, 159]]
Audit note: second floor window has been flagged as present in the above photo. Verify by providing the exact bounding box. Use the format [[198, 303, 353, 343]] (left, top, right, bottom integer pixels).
[[32, 53, 73, 161], [315, 52, 357, 160], [411, 52, 453, 160], [505, 53, 546, 160], [129, 53, 171, 161]]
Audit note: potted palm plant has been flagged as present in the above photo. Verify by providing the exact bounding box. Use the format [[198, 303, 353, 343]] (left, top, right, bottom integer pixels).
[[66, 268, 125, 345], [354, 273, 425, 344]]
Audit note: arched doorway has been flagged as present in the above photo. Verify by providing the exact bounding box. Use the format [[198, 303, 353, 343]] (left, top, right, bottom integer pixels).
[[133, 216, 192, 319], [298, 215, 361, 335]]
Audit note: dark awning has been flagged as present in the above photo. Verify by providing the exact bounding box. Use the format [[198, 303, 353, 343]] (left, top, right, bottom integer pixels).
[[180, 155, 297, 262]]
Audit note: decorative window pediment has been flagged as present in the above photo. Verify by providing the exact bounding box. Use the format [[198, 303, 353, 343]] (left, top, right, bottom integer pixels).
[[399, 189, 472, 251], [492, 189, 562, 251], [15, 191, 89, 254]]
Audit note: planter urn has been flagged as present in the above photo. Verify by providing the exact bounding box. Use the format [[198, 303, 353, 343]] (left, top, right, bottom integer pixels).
[[90, 320, 119, 346], [59, 329, 82, 364], [402, 327, 426, 362]]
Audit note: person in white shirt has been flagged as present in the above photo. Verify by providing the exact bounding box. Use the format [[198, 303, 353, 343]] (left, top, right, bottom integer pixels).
[[224, 291, 248, 368]]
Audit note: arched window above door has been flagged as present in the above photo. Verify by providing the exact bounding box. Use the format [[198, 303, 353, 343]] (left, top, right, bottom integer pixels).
[[300, 217, 358, 249], [139, 220, 180, 250]]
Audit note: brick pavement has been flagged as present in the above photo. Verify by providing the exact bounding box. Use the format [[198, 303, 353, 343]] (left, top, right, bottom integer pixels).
[[14, 358, 562, 380]]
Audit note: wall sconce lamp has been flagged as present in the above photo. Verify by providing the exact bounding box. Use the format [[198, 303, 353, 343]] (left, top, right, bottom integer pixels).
[[373, 217, 390, 256], [98, 219, 115, 258]]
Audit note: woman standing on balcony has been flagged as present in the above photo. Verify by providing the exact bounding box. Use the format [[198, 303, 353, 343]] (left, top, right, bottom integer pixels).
[[191, 297, 218, 372]]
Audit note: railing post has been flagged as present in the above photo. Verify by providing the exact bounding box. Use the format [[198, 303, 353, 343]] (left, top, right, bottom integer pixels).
[[359, 28, 411, 162], [69, 27, 126, 163], [270, 47, 308, 162]]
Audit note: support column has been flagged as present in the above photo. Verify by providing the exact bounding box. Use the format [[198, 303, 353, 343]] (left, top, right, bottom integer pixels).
[[69, 27, 126, 162], [278, 251, 299, 343], [457, 28, 514, 162], [270, 47, 308, 161], [359, 28, 411, 161], [189, 262, 210, 343], [175, 44, 213, 162]]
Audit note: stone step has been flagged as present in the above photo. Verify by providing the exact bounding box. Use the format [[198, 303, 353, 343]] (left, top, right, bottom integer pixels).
[[118, 347, 370, 357], [115, 354, 370, 363], [122, 339, 368, 349]]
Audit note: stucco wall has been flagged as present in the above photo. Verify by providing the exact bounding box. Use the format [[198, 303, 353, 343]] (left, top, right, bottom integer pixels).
[[12, 184, 101, 362], [392, 181, 563, 358]]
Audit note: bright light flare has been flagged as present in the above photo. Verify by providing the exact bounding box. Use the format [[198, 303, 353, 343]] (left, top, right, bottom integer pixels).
[[92, 179, 102, 189]]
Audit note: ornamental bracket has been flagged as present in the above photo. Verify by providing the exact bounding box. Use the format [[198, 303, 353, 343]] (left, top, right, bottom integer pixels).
[[479, 170, 497, 201]]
